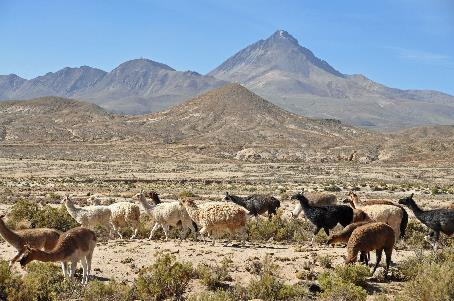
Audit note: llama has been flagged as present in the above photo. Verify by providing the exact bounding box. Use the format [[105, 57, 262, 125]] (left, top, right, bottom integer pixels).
[[291, 192, 353, 244], [63, 195, 112, 232], [291, 190, 337, 219], [19, 227, 97, 284], [224, 192, 280, 218], [326, 221, 371, 264], [179, 199, 248, 246], [345, 222, 395, 278], [135, 191, 196, 240], [0, 215, 60, 267], [351, 192, 409, 238], [108, 202, 141, 239], [399, 193, 454, 250], [344, 192, 404, 240]]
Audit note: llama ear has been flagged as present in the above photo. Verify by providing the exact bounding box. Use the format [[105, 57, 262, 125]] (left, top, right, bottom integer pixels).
[[225, 192, 229, 196], [140, 189, 144, 194], [410, 193, 414, 198], [0, 214, 4, 219]]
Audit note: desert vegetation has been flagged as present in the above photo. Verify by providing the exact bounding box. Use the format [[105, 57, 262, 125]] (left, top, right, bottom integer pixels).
[[0, 160, 453, 301]]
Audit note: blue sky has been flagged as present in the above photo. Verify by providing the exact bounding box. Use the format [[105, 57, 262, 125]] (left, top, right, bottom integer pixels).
[[1, 0, 453, 94]]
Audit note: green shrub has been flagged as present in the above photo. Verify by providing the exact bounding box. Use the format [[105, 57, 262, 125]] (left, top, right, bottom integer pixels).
[[179, 190, 196, 198], [395, 250, 454, 301], [9, 262, 66, 301], [329, 264, 371, 287], [324, 185, 341, 192], [247, 210, 312, 242], [135, 252, 195, 301], [246, 255, 308, 301], [33, 205, 79, 232], [317, 264, 369, 301], [7, 200, 78, 232], [403, 220, 431, 249], [7, 200, 39, 229], [83, 280, 133, 301], [196, 257, 233, 290], [0, 260, 23, 300], [318, 274, 367, 301], [317, 255, 333, 269], [188, 290, 236, 301]]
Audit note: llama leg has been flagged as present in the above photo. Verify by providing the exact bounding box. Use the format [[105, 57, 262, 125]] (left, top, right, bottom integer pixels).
[[199, 226, 207, 243], [130, 221, 139, 239], [149, 223, 161, 240], [110, 222, 123, 239], [86, 249, 94, 282], [373, 249, 383, 275], [384, 247, 393, 279], [180, 223, 189, 240], [311, 227, 321, 244], [61, 262, 68, 278], [162, 224, 170, 241], [189, 223, 197, 241], [81, 257, 88, 284], [323, 227, 330, 236], [69, 260, 77, 278]]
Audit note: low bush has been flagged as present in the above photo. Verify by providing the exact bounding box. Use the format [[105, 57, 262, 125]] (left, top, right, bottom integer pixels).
[[246, 255, 309, 301], [317, 264, 369, 301], [247, 210, 312, 242], [7, 199, 78, 232], [135, 252, 195, 301], [196, 256, 233, 290], [188, 290, 236, 301], [179, 190, 196, 198], [395, 250, 454, 301], [0, 260, 22, 300], [83, 280, 133, 301], [324, 185, 341, 192]]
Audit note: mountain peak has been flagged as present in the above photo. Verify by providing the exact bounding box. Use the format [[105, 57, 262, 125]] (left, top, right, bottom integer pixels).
[[114, 58, 175, 72], [267, 30, 299, 45]]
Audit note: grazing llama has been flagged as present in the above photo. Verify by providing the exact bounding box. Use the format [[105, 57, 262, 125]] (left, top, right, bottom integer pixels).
[[0, 214, 60, 267], [19, 227, 96, 284]]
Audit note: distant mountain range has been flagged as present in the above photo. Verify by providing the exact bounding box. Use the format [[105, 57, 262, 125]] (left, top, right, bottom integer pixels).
[[1, 30, 454, 130], [2, 83, 453, 163]]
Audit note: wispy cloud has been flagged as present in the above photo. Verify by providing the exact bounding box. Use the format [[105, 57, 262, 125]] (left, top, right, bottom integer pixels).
[[386, 46, 453, 64]]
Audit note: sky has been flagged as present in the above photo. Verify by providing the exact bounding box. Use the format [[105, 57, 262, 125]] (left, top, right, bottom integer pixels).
[[1, 0, 453, 94]]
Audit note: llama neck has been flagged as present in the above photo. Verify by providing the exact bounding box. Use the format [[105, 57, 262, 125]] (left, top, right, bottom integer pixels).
[[64, 199, 80, 219], [150, 195, 161, 205], [406, 201, 423, 216], [138, 195, 155, 213], [30, 248, 67, 263], [183, 205, 200, 223], [351, 195, 361, 208], [230, 195, 245, 206], [0, 219, 22, 249]]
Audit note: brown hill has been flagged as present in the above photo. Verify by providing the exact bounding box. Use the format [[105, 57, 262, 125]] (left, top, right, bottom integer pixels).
[[140, 83, 378, 146]]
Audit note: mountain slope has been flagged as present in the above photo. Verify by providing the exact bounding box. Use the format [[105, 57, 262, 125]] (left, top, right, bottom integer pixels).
[[209, 30, 454, 130], [133, 83, 382, 160], [0, 85, 382, 160], [77, 59, 227, 114], [0, 59, 226, 115]]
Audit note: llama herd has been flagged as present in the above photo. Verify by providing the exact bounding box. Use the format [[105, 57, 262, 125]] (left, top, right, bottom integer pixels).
[[0, 189, 453, 284]]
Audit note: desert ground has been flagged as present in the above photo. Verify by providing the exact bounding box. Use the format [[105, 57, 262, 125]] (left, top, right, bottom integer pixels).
[[0, 147, 453, 300]]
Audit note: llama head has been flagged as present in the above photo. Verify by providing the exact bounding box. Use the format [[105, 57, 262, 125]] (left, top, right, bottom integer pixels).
[[398, 193, 415, 206], [180, 198, 196, 208], [223, 192, 232, 202], [342, 198, 353, 205], [18, 245, 36, 267]]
